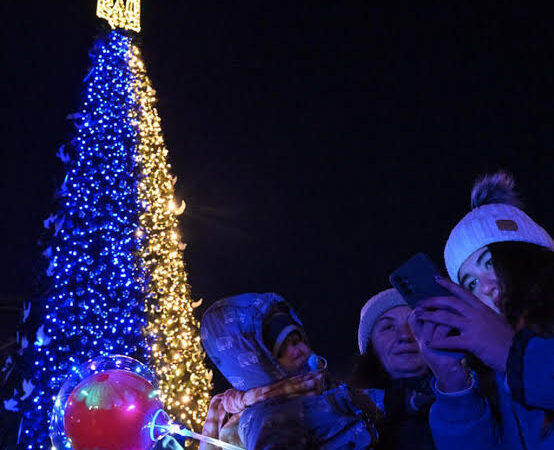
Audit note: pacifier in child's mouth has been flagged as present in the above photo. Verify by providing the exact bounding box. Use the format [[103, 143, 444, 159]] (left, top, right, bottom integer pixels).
[[306, 353, 327, 371]]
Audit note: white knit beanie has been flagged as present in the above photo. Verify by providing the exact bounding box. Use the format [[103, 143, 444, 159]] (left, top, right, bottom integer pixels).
[[445, 202, 554, 283], [357, 288, 407, 354]]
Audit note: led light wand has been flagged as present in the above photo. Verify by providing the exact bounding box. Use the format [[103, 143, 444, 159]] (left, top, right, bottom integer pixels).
[[149, 409, 245, 450]]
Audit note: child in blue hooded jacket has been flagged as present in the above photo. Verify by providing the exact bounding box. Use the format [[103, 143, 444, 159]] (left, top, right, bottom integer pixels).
[[199, 292, 381, 450]]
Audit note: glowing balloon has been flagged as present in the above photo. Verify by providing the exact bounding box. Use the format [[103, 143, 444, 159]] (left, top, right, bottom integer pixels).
[[50, 355, 165, 450], [50, 355, 244, 450], [63, 369, 163, 449]]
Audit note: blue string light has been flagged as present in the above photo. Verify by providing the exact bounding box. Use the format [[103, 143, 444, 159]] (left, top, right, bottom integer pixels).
[[19, 30, 149, 448]]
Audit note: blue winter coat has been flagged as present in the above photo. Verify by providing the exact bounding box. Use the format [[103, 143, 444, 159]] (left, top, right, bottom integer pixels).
[[429, 333, 554, 450], [201, 292, 377, 449]]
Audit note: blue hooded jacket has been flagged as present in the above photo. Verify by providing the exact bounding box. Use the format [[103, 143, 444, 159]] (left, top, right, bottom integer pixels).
[[429, 333, 554, 450], [201, 292, 378, 449]]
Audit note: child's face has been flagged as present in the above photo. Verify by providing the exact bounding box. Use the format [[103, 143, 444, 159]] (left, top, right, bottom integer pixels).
[[277, 331, 311, 372]]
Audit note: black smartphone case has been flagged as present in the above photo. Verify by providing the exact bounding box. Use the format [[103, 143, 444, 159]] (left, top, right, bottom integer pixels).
[[389, 253, 452, 307]]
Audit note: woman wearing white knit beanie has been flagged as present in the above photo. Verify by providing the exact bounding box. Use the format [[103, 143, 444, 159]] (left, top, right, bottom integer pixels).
[[408, 172, 554, 450], [444, 171, 553, 315]]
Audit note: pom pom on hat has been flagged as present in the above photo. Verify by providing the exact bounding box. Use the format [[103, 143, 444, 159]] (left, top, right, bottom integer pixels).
[[358, 288, 407, 354], [445, 172, 553, 283], [470, 171, 524, 210]]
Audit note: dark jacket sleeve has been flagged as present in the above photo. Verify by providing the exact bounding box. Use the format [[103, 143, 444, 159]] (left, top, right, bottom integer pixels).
[[239, 398, 312, 450], [429, 377, 501, 450], [507, 329, 554, 410]]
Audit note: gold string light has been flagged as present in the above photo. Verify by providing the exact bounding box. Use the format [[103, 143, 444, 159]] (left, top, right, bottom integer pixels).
[[128, 44, 213, 434]]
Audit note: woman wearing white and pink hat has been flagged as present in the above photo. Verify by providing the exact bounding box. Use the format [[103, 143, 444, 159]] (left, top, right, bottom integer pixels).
[[410, 172, 554, 450]]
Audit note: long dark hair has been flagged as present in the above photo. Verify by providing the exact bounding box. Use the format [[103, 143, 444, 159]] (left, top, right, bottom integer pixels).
[[488, 241, 554, 334], [489, 241, 554, 436]]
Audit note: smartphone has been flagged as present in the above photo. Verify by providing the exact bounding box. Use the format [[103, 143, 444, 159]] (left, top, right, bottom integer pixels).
[[389, 253, 452, 307]]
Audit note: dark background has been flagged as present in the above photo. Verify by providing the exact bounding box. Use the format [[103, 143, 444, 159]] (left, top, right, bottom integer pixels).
[[1, 2, 553, 384]]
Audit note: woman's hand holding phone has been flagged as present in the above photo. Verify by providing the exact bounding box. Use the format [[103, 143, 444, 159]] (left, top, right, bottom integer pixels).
[[408, 311, 471, 393], [390, 253, 469, 391], [414, 277, 515, 373]]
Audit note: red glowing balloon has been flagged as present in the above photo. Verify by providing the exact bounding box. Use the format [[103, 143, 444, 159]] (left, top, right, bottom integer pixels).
[[63, 369, 164, 450]]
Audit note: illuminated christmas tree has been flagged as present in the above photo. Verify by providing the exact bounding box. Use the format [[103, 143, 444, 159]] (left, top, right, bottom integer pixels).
[[5, 2, 212, 447]]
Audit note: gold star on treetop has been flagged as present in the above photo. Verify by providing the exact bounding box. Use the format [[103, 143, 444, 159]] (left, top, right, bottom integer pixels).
[[97, 0, 141, 33]]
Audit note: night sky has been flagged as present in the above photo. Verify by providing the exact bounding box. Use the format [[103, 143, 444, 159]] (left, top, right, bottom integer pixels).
[[1, 2, 553, 383]]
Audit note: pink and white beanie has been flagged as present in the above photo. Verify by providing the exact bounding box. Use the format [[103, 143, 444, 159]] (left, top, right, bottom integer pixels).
[[444, 203, 554, 283]]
